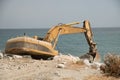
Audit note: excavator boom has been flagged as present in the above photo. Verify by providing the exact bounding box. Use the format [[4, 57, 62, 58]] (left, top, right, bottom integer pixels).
[[43, 22, 86, 42]]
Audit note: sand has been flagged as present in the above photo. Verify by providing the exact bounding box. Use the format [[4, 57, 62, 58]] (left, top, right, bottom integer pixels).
[[0, 54, 104, 80]]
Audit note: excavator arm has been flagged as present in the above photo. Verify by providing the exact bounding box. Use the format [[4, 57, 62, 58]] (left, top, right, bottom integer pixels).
[[43, 20, 99, 60], [83, 20, 100, 61]]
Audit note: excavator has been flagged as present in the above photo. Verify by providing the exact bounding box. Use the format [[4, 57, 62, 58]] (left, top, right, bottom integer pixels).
[[5, 20, 100, 61]]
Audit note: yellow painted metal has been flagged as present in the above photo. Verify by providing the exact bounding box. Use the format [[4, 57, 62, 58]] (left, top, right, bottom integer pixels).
[[5, 36, 58, 56], [43, 22, 86, 43], [53, 28, 62, 49]]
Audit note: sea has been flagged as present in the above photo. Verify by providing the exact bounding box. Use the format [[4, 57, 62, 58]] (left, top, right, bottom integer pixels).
[[0, 28, 120, 59]]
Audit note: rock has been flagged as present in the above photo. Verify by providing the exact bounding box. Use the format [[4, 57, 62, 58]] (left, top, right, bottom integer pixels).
[[23, 55, 32, 58], [13, 55, 23, 59], [79, 53, 94, 63], [56, 64, 65, 68], [8, 56, 13, 60], [83, 58, 104, 70], [0, 52, 3, 59], [68, 54, 80, 63], [54, 72, 61, 77], [61, 62, 67, 64], [83, 59, 91, 67], [91, 62, 104, 70], [100, 64, 106, 72], [18, 66, 21, 70], [53, 54, 80, 64]]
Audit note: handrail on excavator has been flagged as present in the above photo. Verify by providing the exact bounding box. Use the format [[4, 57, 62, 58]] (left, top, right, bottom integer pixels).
[[65, 22, 80, 25]]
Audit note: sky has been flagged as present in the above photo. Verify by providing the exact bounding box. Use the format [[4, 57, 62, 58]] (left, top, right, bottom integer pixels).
[[0, 0, 120, 29]]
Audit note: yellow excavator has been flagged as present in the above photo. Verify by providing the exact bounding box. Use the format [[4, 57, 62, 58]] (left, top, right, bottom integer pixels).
[[5, 20, 100, 60]]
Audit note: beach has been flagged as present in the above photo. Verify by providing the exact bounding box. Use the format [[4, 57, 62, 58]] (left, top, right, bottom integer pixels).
[[1, 0, 120, 79], [0, 54, 119, 80], [0, 56, 98, 80]]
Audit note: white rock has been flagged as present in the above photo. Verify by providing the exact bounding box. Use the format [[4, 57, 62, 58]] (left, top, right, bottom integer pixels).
[[83, 59, 91, 67], [56, 64, 65, 68], [61, 62, 67, 64], [8, 56, 13, 60], [68, 54, 80, 63], [91, 62, 104, 70], [0, 52, 3, 59], [53, 54, 80, 64], [13, 55, 23, 59]]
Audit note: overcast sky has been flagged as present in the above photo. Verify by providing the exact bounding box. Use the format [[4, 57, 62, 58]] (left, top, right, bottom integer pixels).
[[0, 0, 120, 29]]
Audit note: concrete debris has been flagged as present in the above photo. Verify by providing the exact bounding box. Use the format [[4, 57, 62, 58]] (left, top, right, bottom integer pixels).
[[79, 53, 93, 63], [68, 54, 80, 63], [61, 62, 67, 64], [54, 54, 83, 69], [53, 54, 80, 64], [0, 53, 104, 80], [23, 55, 32, 58], [83, 59, 91, 67], [91, 62, 104, 70], [8, 56, 13, 60], [53, 54, 104, 70], [83, 59, 103, 70], [56, 63, 65, 68], [0, 52, 3, 59], [13, 55, 23, 59]]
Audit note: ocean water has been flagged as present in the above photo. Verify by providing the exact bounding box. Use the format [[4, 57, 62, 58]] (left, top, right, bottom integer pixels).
[[0, 28, 120, 58]]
